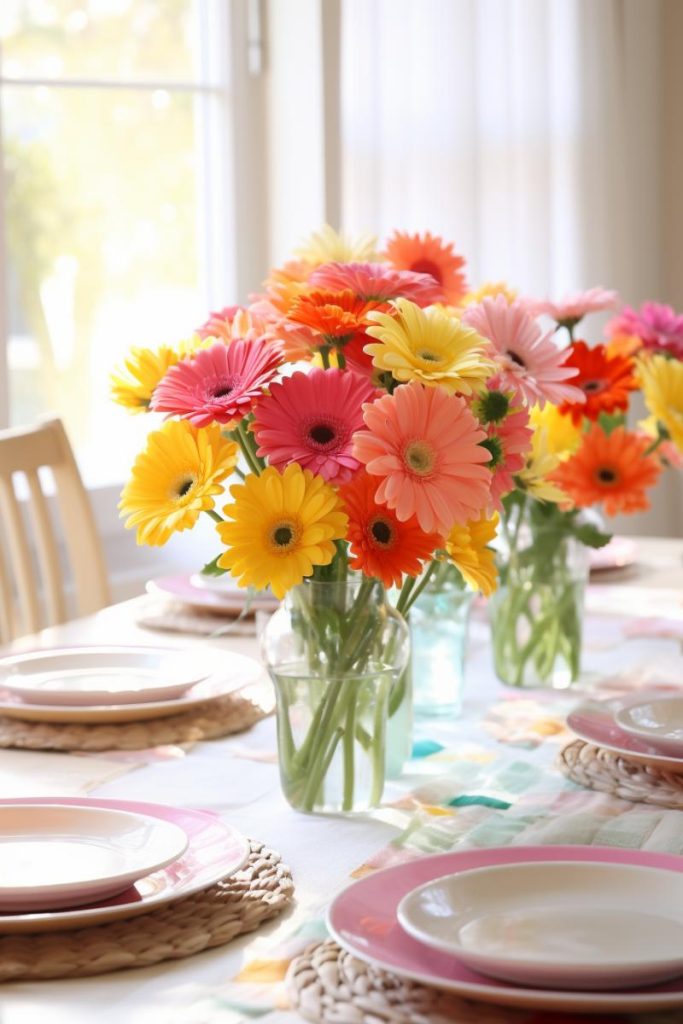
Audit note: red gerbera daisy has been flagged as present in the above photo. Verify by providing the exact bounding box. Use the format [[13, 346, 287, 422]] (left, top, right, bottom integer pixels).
[[551, 426, 661, 516], [339, 469, 443, 588], [559, 341, 637, 424], [382, 231, 468, 305]]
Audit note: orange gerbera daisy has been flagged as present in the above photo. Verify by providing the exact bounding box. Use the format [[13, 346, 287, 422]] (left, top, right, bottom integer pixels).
[[285, 289, 383, 346], [559, 341, 637, 424], [340, 470, 442, 588], [551, 425, 661, 516], [383, 231, 468, 305]]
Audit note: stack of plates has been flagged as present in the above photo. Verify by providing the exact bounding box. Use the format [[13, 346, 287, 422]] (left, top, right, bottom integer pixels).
[[0, 797, 249, 930], [567, 689, 683, 772], [147, 574, 278, 616], [0, 645, 263, 724], [327, 845, 683, 1013]]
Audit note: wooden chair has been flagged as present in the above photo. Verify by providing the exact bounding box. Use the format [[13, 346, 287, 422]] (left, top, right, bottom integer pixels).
[[0, 418, 111, 644]]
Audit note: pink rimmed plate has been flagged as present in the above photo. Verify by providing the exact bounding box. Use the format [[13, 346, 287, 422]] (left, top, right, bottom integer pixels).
[[147, 574, 278, 616], [589, 536, 638, 574], [0, 797, 250, 932], [567, 690, 683, 771], [327, 845, 683, 1013]]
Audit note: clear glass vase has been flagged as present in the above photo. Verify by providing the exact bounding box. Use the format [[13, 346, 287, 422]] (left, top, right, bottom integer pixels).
[[261, 578, 409, 814], [489, 511, 589, 689], [408, 563, 473, 717]]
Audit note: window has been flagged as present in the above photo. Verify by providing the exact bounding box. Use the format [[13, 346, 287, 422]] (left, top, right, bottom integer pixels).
[[0, 0, 236, 487]]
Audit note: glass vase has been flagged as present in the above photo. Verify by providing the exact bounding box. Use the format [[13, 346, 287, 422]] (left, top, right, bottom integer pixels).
[[489, 512, 589, 689], [261, 578, 409, 814], [408, 563, 473, 717]]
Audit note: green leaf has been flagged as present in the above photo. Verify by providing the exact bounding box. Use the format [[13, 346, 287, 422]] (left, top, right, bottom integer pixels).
[[597, 411, 626, 435], [200, 555, 228, 577], [572, 524, 611, 549]]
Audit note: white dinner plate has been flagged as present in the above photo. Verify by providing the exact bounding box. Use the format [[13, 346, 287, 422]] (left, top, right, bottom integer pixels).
[[0, 646, 223, 706], [0, 804, 188, 912], [0, 652, 265, 723], [566, 689, 683, 771], [615, 696, 683, 757], [0, 798, 250, 932], [147, 574, 278, 615], [397, 861, 683, 990]]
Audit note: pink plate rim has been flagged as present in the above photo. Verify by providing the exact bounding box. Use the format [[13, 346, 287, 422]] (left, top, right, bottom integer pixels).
[[327, 844, 683, 1013], [147, 574, 278, 614], [0, 797, 250, 933], [567, 689, 683, 768]]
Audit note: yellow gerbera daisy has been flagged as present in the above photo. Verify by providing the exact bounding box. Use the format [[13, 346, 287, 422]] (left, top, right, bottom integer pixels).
[[460, 281, 518, 307], [294, 224, 378, 266], [638, 353, 683, 452], [515, 427, 569, 503], [529, 404, 581, 461], [444, 512, 499, 596], [216, 464, 348, 599], [119, 420, 238, 546], [364, 298, 494, 395], [110, 344, 181, 412]]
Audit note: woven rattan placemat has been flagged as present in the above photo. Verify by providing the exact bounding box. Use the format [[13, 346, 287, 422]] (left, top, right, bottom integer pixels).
[[286, 939, 529, 1024], [0, 681, 274, 752], [559, 739, 683, 808], [0, 839, 293, 982]]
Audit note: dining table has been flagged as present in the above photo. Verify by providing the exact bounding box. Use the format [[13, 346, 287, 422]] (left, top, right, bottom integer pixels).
[[2, 535, 683, 1024]]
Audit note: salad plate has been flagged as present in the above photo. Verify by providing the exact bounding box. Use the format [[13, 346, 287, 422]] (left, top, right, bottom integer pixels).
[[147, 574, 278, 615], [567, 690, 683, 771], [327, 845, 683, 1013], [615, 696, 683, 757], [0, 797, 249, 932], [0, 803, 188, 911]]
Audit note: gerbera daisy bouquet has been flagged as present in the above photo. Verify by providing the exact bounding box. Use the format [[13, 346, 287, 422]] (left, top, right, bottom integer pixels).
[[483, 287, 683, 689]]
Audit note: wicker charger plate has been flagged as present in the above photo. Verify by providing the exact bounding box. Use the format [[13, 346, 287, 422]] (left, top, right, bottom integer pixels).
[[0, 839, 293, 982], [559, 739, 683, 808], [0, 680, 274, 752]]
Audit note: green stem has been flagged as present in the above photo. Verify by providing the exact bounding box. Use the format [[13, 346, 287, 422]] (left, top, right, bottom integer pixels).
[[342, 695, 357, 812], [205, 509, 224, 523], [233, 420, 263, 476], [399, 561, 438, 617]]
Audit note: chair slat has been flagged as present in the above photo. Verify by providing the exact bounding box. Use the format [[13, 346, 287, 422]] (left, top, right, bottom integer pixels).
[[0, 541, 16, 646], [0, 474, 41, 636], [25, 468, 68, 626]]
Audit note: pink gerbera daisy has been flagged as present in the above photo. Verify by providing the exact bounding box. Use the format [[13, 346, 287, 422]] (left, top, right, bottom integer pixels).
[[483, 407, 533, 508], [309, 262, 443, 307], [151, 338, 281, 427], [252, 368, 377, 482], [353, 381, 491, 533], [529, 288, 619, 326], [607, 301, 683, 359], [462, 296, 584, 407]]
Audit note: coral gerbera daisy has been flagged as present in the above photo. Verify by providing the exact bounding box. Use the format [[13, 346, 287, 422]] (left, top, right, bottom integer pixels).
[[607, 301, 683, 359], [309, 261, 443, 307], [529, 287, 619, 328], [197, 305, 266, 343], [294, 224, 379, 265], [252, 367, 377, 483], [111, 344, 182, 413], [216, 464, 348, 599], [339, 470, 442, 588], [462, 295, 584, 407], [119, 420, 238, 546], [353, 381, 491, 534], [551, 426, 661, 517], [383, 230, 468, 305], [364, 298, 493, 395], [559, 340, 637, 424], [638, 353, 683, 452], [151, 338, 281, 427], [444, 512, 499, 596]]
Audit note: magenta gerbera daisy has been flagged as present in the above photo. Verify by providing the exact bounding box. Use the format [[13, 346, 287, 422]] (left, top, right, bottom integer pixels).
[[252, 368, 377, 482], [462, 296, 584, 407], [151, 338, 281, 427], [607, 301, 683, 359], [309, 261, 443, 307], [353, 381, 492, 533]]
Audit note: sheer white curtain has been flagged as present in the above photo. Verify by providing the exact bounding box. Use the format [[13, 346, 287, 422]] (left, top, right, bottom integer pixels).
[[340, 0, 678, 533]]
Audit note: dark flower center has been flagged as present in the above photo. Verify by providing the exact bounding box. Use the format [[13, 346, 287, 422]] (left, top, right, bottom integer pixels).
[[370, 518, 394, 547], [419, 350, 441, 363], [273, 526, 294, 546], [597, 467, 618, 484], [478, 389, 510, 424], [410, 258, 442, 284], [506, 349, 526, 367], [213, 385, 233, 398], [582, 379, 605, 394], [309, 424, 336, 446], [480, 435, 503, 469], [176, 477, 194, 498]]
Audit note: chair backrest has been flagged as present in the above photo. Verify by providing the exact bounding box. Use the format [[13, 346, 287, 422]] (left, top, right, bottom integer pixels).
[[0, 418, 110, 644]]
